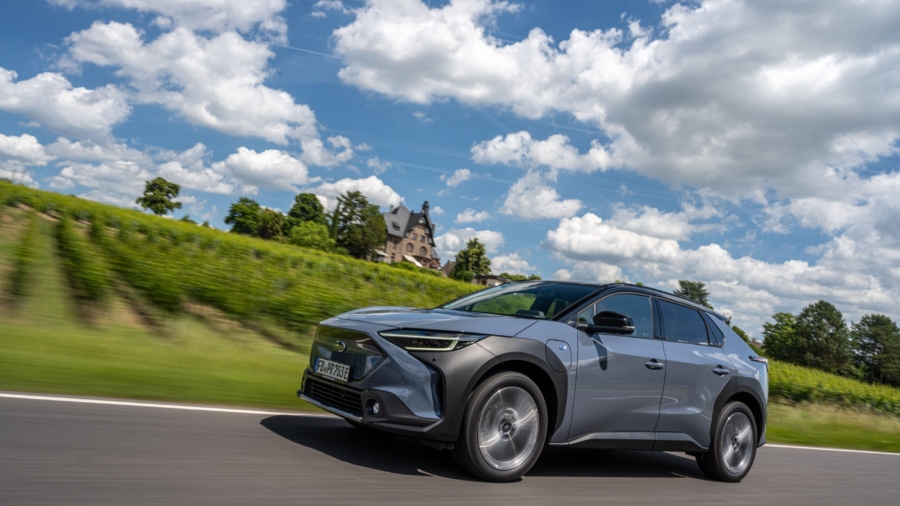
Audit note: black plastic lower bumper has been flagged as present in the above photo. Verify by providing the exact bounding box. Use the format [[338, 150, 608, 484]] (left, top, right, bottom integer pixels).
[[299, 370, 437, 436]]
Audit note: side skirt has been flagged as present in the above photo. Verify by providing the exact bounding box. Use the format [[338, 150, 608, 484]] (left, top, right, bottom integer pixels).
[[551, 432, 707, 452]]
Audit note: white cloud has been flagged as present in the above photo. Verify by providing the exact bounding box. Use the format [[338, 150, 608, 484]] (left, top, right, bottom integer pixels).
[[492, 252, 534, 273], [431, 205, 445, 215], [434, 227, 504, 258], [51, 0, 288, 40], [313, 175, 403, 210], [299, 136, 355, 167], [499, 171, 582, 220], [311, 0, 349, 18], [63, 22, 318, 145], [472, 131, 614, 173], [0, 68, 130, 141], [455, 208, 490, 224], [211, 147, 312, 194], [412, 111, 433, 123], [46, 137, 149, 165], [55, 160, 150, 203], [543, 210, 900, 333], [0, 134, 54, 166], [366, 156, 392, 174], [333, 0, 900, 199], [440, 168, 471, 187], [607, 201, 725, 241]]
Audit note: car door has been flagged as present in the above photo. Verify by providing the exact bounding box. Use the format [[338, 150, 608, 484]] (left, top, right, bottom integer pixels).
[[655, 299, 735, 448], [568, 293, 666, 448]]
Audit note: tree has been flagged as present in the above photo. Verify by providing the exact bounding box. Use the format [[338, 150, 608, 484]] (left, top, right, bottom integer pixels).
[[767, 301, 856, 376], [795, 301, 855, 376], [852, 314, 900, 386], [500, 272, 542, 281], [289, 221, 336, 252], [673, 280, 713, 309], [136, 178, 182, 216], [331, 191, 386, 259], [257, 208, 290, 240], [452, 238, 491, 279], [288, 193, 326, 224], [762, 312, 798, 362], [225, 198, 262, 236], [180, 215, 197, 224]]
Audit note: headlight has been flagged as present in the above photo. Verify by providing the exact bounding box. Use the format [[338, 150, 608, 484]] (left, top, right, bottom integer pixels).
[[378, 330, 489, 352]]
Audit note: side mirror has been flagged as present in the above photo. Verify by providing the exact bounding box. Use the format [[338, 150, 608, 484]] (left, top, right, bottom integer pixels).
[[577, 311, 635, 335]]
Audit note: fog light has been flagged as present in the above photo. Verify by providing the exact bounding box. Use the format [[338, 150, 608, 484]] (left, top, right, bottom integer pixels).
[[371, 401, 381, 416]]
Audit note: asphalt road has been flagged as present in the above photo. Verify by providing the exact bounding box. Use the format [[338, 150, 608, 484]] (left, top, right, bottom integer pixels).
[[1, 395, 898, 505]]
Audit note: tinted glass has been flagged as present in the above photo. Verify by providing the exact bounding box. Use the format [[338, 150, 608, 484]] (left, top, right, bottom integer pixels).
[[577, 305, 594, 323], [441, 282, 598, 319], [703, 313, 724, 346], [659, 300, 709, 345], [594, 294, 654, 338]]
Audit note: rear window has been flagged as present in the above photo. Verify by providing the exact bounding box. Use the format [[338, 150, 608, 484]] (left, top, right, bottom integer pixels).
[[659, 300, 710, 346]]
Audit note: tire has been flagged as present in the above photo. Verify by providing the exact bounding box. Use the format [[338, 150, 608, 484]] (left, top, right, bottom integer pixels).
[[696, 401, 758, 482], [452, 371, 548, 482]]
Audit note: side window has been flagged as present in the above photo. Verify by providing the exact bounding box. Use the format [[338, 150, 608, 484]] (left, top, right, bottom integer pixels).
[[659, 300, 710, 345], [577, 304, 594, 324], [594, 294, 654, 338], [703, 313, 724, 346]]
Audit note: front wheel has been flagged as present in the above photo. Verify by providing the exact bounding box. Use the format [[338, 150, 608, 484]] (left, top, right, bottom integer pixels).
[[696, 401, 758, 482], [452, 371, 548, 482]]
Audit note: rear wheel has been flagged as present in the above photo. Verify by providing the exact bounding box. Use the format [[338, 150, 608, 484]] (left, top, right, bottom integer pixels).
[[452, 371, 547, 482], [696, 401, 758, 482]]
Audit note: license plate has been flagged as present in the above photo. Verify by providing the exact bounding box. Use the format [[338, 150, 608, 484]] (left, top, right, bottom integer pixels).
[[314, 358, 350, 383]]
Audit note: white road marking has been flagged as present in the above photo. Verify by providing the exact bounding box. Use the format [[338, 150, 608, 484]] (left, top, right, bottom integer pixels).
[[765, 444, 899, 456], [1, 393, 898, 457], [0, 392, 337, 418]]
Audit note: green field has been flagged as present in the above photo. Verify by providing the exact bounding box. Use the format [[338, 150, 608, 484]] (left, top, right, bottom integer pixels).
[[1, 182, 899, 453]]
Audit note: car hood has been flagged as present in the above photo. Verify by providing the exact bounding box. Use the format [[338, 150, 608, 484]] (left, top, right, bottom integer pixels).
[[329, 306, 539, 337]]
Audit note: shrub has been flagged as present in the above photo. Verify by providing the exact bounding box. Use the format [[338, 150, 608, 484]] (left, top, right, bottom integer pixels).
[[770, 359, 900, 416], [55, 215, 109, 304], [7, 212, 39, 300]]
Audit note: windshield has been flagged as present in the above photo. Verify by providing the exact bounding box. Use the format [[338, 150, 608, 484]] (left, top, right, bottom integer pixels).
[[440, 282, 599, 319]]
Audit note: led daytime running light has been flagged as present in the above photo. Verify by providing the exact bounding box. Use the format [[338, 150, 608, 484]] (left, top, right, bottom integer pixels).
[[379, 330, 489, 352]]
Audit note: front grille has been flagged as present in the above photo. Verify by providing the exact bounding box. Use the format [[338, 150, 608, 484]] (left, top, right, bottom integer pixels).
[[311, 326, 385, 381], [307, 378, 363, 417]]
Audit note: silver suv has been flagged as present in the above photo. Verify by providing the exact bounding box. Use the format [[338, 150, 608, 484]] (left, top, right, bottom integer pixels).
[[299, 282, 768, 482]]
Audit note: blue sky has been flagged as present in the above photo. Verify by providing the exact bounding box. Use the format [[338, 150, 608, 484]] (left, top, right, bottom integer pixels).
[[1, 0, 899, 334]]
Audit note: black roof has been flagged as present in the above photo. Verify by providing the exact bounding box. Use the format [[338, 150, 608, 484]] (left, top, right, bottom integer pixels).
[[508, 280, 728, 321]]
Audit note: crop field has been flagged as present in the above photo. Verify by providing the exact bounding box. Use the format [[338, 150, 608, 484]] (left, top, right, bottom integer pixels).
[[2, 181, 899, 450]]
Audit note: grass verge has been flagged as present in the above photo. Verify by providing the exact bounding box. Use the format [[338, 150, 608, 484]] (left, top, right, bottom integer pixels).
[[767, 401, 900, 453]]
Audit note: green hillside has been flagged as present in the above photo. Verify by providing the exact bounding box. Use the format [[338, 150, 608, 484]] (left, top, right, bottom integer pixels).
[[0, 182, 477, 409], [1, 181, 899, 451]]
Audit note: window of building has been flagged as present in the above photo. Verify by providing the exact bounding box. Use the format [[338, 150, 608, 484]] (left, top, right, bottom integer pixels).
[[406, 243, 414, 252], [419, 246, 427, 256], [420, 235, 425, 242], [411, 233, 418, 240], [392, 222, 400, 231]]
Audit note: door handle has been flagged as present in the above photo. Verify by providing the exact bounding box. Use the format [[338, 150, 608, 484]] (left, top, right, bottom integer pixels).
[[645, 360, 665, 370], [712, 366, 730, 376]]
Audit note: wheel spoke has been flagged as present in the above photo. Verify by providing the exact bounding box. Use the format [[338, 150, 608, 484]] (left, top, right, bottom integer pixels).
[[719, 412, 754, 475], [476, 386, 540, 471]]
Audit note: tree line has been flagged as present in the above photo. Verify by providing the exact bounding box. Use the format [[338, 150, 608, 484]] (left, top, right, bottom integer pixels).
[[673, 280, 900, 387], [134, 177, 386, 260]]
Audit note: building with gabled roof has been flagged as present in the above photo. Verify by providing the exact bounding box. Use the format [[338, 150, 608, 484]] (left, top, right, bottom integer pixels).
[[379, 201, 441, 269]]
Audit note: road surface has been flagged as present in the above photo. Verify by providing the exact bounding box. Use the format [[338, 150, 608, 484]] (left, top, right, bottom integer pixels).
[[1, 394, 897, 505]]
